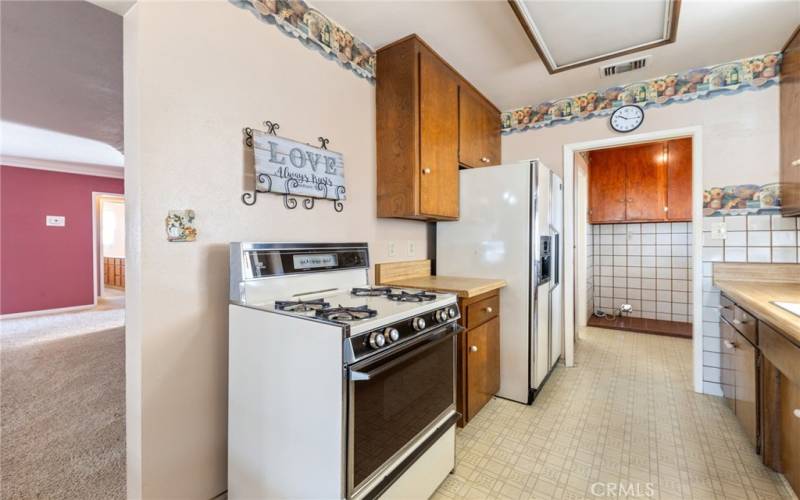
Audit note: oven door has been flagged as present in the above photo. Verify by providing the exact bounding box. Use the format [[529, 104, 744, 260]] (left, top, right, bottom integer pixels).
[[347, 322, 461, 496]]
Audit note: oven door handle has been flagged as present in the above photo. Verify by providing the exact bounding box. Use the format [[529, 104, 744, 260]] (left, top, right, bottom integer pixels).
[[349, 324, 464, 382]]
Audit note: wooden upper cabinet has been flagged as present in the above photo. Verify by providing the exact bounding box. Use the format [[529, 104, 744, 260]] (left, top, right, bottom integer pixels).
[[666, 137, 693, 220], [625, 142, 666, 221], [459, 87, 501, 168], [588, 139, 691, 224], [588, 149, 628, 223], [419, 49, 459, 218], [780, 27, 800, 216], [376, 34, 501, 220]]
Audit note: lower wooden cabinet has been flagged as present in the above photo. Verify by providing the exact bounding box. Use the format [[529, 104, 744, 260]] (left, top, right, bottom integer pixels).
[[720, 316, 759, 449], [779, 374, 800, 494], [457, 289, 501, 426]]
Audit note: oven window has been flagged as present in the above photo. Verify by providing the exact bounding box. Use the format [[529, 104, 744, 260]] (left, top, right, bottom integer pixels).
[[351, 336, 454, 490]]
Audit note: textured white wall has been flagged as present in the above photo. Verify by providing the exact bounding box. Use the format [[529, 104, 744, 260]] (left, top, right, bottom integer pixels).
[[124, 2, 427, 497], [502, 86, 780, 188]]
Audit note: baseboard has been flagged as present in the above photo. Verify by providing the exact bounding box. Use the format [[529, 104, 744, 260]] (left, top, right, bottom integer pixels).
[[0, 303, 95, 319]]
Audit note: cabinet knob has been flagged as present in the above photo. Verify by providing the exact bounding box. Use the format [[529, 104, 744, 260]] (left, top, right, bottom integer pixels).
[[723, 340, 736, 349], [469, 345, 478, 352], [480, 157, 491, 163], [485, 306, 493, 313], [792, 158, 800, 167], [794, 409, 800, 418], [663, 206, 669, 212], [619, 198, 625, 203], [422, 168, 431, 174]]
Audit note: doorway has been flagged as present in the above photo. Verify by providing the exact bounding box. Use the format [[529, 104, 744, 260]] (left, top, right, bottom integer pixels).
[[562, 126, 704, 392], [94, 193, 125, 301]]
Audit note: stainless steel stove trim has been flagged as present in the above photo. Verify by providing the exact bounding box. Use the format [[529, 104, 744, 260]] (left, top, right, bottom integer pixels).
[[230, 243, 370, 301], [345, 320, 461, 498]]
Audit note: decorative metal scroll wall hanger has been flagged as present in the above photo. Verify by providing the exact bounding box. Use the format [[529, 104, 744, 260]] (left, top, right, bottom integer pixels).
[[240, 120, 345, 212]]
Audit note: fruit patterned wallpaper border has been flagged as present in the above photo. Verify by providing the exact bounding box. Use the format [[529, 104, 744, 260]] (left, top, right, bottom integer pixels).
[[231, 0, 376, 82], [703, 183, 782, 217], [501, 52, 782, 135]]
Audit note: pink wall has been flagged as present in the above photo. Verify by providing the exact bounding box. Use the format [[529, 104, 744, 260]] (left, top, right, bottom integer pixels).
[[0, 166, 124, 315]]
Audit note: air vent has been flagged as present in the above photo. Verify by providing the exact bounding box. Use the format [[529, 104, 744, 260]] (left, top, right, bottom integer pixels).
[[601, 56, 651, 77]]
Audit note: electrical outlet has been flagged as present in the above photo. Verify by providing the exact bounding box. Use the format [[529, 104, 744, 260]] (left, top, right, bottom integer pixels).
[[711, 222, 727, 240], [407, 241, 416, 257], [388, 241, 397, 258]]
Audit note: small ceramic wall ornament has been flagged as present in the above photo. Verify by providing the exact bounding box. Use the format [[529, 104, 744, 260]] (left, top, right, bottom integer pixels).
[[166, 210, 198, 242]]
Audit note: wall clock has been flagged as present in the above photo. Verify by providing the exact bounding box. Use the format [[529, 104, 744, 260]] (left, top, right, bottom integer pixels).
[[610, 105, 644, 133]]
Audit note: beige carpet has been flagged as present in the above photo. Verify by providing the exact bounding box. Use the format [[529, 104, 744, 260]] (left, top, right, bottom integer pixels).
[[1, 307, 126, 499]]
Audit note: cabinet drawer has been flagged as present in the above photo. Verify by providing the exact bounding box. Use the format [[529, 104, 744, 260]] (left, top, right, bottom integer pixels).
[[466, 294, 499, 328], [720, 294, 735, 323]]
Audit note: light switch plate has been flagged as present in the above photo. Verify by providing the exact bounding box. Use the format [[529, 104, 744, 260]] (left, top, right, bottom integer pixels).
[[407, 241, 416, 257], [387, 241, 397, 258], [46, 215, 66, 227], [711, 222, 727, 240]]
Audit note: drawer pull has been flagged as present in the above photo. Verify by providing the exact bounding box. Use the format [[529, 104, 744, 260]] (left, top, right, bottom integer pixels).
[[480, 157, 491, 163], [485, 307, 493, 313], [724, 340, 736, 349], [792, 158, 800, 167], [794, 409, 800, 418], [422, 168, 431, 174], [733, 319, 748, 325], [470, 345, 478, 352]]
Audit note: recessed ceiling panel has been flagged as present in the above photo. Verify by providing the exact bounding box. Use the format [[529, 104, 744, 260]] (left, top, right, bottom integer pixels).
[[509, 0, 679, 73]]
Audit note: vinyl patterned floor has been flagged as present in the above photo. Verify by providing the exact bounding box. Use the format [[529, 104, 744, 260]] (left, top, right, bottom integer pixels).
[[434, 327, 796, 500]]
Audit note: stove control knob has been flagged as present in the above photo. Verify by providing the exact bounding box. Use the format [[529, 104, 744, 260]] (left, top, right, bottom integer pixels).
[[412, 317, 426, 331], [447, 306, 458, 319], [435, 309, 448, 323], [369, 332, 386, 349], [384, 327, 400, 343]]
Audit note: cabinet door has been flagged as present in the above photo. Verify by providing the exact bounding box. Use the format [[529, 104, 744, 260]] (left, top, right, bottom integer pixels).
[[466, 316, 500, 421], [625, 142, 667, 221], [734, 332, 759, 449], [720, 319, 737, 411], [780, 374, 800, 494], [666, 138, 693, 221], [781, 28, 800, 216], [419, 48, 459, 218], [588, 149, 627, 223], [459, 88, 500, 168]]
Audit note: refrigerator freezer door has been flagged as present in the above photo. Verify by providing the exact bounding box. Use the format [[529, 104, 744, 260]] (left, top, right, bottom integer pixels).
[[437, 162, 533, 404], [531, 161, 551, 390]]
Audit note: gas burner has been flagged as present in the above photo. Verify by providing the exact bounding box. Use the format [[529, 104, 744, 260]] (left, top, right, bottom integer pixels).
[[317, 305, 378, 321], [351, 286, 394, 297], [275, 298, 330, 312], [387, 291, 437, 302]]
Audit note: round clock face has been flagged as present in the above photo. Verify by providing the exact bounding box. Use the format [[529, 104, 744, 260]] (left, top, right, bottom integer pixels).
[[610, 105, 644, 133]]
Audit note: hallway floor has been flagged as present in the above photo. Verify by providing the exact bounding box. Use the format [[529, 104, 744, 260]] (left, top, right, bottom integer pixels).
[[0, 300, 126, 499], [435, 327, 795, 500]]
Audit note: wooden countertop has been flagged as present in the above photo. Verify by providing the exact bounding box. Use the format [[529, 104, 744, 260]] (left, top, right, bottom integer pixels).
[[382, 275, 506, 299], [714, 279, 800, 347]]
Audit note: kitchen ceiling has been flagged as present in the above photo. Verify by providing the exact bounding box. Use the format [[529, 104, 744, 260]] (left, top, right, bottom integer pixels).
[[320, 0, 800, 110]]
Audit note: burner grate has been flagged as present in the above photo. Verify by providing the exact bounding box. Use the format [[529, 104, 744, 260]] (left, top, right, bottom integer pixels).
[[275, 298, 331, 312], [351, 286, 394, 297], [316, 305, 378, 321], [386, 291, 436, 302]]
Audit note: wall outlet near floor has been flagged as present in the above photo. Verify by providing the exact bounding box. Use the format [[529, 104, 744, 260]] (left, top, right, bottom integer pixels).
[[711, 222, 727, 240], [46, 215, 66, 227], [388, 241, 397, 258], [407, 241, 416, 257]]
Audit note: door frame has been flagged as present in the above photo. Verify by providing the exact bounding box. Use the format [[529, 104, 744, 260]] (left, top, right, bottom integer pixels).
[[561, 126, 704, 393], [92, 192, 125, 298]]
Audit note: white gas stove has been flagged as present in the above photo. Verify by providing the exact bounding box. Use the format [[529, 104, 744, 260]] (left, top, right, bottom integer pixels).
[[228, 242, 461, 500]]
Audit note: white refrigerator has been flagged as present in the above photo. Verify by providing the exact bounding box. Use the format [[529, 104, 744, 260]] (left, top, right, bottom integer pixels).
[[437, 160, 563, 404]]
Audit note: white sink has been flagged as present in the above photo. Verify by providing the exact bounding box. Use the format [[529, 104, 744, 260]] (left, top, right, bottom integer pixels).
[[772, 301, 800, 317]]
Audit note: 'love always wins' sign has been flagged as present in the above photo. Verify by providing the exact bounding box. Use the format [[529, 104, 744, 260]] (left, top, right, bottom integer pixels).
[[253, 130, 346, 201]]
